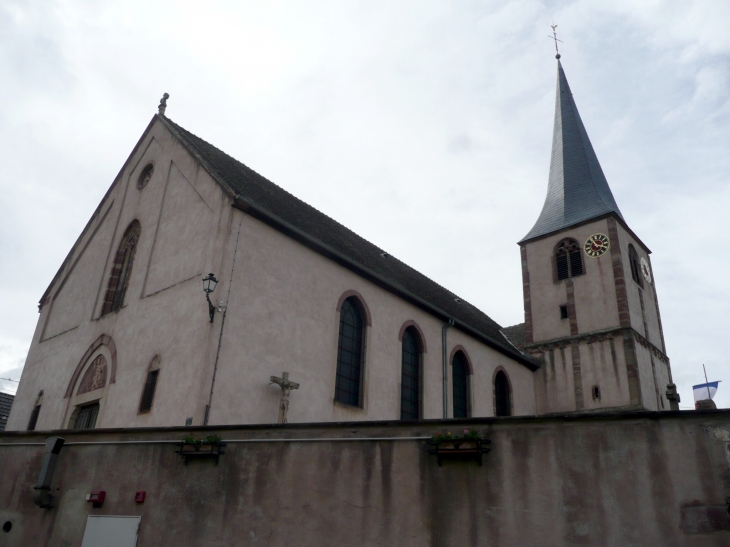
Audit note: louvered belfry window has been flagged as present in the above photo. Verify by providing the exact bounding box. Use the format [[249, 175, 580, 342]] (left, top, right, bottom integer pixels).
[[335, 297, 364, 406], [494, 371, 511, 417], [555, 239, 584, 280], [101, 220, 141, 315], [628, 244, 643, 287], [400, 327, 421, 420], [452, 351, 469, 418]]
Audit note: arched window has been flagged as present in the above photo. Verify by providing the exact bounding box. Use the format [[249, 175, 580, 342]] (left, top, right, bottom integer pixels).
[[452, 351, 470, 418], [628, 244, 643, 288], [494, 370, 512, 417], [335, 296, 365, 406], [555, 239, 584, 281], [101, 220, 141, 315], [400, 327, 422, 420]]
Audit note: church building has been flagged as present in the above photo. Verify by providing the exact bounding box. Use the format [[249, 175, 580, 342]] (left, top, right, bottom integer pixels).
[[6, 58, 677, 433]]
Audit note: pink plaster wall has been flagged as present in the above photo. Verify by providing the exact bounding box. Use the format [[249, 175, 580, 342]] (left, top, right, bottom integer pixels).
[[7, 117, 536, 432]]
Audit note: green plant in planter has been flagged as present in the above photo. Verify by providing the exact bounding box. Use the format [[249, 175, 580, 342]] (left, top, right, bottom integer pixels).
[[203, 434, 222, 444], [182, 434, 202, 446], [181, 434, 222, 445], [431, 429, 481, 443]]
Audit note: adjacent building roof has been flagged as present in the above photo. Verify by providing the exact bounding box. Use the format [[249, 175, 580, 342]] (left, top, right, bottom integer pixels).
[[0, 392, 14, 431], [500, 323, 526, 351], [520, 60, 623, 243], [160, 117, 539, 370]]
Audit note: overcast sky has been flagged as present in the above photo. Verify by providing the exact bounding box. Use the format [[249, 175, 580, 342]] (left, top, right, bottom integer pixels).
[[1, 0, 728, 410]]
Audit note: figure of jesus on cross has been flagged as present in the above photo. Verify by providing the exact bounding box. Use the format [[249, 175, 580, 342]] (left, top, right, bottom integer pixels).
[[270, 371, 300, 424]]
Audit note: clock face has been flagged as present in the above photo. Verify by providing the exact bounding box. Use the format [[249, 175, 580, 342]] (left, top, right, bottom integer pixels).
[[640, 256, 652, 283], [584, 234, 610, 258]]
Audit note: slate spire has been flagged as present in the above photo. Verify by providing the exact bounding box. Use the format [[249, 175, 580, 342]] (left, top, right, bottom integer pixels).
[[520, 60, 623, 243]]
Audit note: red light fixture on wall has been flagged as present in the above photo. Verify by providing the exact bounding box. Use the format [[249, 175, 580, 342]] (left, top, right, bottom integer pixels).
[[86, 491, 105, 508], [134, 491, 146, 503]]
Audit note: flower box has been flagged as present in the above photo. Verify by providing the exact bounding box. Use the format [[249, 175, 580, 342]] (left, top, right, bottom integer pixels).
[[176, 442, 226, 465], [427, 435, 491, 466]]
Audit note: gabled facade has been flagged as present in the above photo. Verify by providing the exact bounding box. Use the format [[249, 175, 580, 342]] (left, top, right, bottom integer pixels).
[[517, 60, 675, 413], [6, 110, 538, 432]]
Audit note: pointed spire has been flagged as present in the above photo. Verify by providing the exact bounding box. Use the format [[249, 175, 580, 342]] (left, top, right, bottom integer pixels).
[[520, 61, 623, 243]]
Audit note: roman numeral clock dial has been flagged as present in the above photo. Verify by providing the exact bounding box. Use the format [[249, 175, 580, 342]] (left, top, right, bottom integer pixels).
[[584, 234, 610, 258]]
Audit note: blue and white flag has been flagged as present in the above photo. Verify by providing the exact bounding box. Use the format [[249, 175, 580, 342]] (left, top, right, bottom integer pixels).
[[693, 381, 720, 402]]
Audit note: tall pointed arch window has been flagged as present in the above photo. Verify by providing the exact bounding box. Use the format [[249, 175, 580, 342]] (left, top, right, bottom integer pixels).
[[101, 220, 141, 315], [452, 351, 470, 418], [400, 327, 422, 420], [494, 370, 512, 417], [628, 244, 644, 288], [555, 238, 584, 281], [335, 297, 365, 406]]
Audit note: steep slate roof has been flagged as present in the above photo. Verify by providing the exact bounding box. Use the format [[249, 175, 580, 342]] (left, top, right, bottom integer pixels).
[[160, 117, 538, 370], [520, 60, 623, 243], [0, 392, 14, 431]]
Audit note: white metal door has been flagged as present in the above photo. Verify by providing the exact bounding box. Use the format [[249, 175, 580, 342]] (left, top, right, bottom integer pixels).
[[80, 516, 141, 547]]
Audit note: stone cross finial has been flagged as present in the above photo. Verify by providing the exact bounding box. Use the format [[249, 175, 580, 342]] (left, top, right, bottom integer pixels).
[[158, 93, 170, 116], [270, 371, 300, 424]]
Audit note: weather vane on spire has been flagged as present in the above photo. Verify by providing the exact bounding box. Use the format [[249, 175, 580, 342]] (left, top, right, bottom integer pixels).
[[549, 23, 563, 59]]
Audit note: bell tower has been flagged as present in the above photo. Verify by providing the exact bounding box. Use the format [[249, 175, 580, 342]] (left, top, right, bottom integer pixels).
[[518, 58, 678, 413]]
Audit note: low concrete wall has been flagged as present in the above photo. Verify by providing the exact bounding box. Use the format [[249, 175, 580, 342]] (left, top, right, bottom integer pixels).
[[0, 410, 729, 546]]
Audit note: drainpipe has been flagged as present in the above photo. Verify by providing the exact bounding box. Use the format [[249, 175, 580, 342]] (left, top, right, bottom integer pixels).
[[204, 214, 244, 426], [442, 318, 454, 418], [33, 436, 65, 509]]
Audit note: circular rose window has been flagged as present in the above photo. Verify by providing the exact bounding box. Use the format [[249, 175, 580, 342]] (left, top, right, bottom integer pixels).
[[137, 163, 154, 189]]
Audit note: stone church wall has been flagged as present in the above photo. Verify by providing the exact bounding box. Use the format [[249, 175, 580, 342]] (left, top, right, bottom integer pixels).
[[577, 336, 630, 411], [203, 205, 536, 425], [615, 222, 665, 352], [1, 411, 729, 546], [8, 116, 536, 432], [7, 119, 235, 432], [523, 217, 621, 344], [532, 346, 576, 413]]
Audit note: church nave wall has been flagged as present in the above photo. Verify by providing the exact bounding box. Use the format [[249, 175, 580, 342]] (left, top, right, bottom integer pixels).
[[203, 208, 535, 426]]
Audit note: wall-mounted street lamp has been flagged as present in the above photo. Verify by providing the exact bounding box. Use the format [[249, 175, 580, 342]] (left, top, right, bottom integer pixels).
[[202, 273, 218, 322]]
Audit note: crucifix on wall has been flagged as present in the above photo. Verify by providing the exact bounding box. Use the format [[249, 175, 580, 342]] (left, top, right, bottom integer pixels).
[[269, 372, 300, 424]]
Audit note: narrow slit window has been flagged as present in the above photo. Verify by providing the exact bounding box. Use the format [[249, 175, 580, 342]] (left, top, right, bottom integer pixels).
[[560, 305, 568, 320], [139, 370, 160, 413]]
